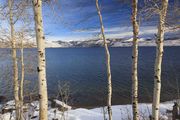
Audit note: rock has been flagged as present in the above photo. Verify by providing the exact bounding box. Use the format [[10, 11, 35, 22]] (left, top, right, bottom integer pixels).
[[31, 116, 38, 119], [0, 96, 7, 103], [0, 100, 15, 114], [1, 108, 14, 114]]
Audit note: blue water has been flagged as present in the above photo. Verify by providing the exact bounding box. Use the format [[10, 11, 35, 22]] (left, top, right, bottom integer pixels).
[[0, 47, 180, 107]]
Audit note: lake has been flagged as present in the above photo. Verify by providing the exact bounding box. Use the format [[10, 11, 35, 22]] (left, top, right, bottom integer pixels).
[[0, 47, 180, 107]]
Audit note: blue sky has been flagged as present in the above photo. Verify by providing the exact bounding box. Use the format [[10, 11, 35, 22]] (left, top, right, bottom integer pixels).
[[41, 0, 177, 41], [0, 0, 177, 41], [42, 0, 138, 41]]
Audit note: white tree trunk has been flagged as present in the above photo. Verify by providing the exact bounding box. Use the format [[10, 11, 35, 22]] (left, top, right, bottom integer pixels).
[[8, 0, 20, 119], [20, 33, 25, 120], [32, 0, 48, 120], [131, 0, 139, 120], [152, 0, 169, 120], [95, 0, 112, 120]]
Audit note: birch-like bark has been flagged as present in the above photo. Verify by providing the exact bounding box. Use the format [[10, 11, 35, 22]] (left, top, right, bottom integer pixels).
[[131, 0, 139, 120], [152, 0, 169, 120], [8, 0, 20, 119], [95, 0, 112, 120], [32, 0, 48, 120], [20, 33, 24, 120]]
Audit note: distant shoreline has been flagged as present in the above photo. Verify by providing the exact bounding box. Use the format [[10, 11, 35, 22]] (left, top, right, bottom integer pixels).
[[1, 44, 180, 49], [0, 38, 179, 48]]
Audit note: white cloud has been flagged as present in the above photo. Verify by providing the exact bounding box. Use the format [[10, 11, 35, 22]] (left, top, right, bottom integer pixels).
[[46, 35, 93, 41], [46, 26, 158, 41]]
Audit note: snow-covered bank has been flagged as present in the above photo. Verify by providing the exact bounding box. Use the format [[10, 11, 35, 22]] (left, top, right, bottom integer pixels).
[[0, 100, 176, 120]]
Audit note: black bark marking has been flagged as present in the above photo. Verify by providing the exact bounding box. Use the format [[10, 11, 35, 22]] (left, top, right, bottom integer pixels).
[[38, 94, 42, 99], [107, 106, 111, 111], [37, 67, 41, 72], [34, 1, 38, 6], [154, 76, 158, 79], [157, 80, 160, 83], [37, 28, 40, 32], [40, 52, 43, 57]]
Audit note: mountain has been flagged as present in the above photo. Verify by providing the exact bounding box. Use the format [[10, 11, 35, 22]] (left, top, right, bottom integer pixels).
[[0, 37, 179, 48], [45, 37, 180, 48]]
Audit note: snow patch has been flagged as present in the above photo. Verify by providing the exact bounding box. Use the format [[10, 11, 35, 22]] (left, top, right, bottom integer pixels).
[[0, 100, 176, 120]]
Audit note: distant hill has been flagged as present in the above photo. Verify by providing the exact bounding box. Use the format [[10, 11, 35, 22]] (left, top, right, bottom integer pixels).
[[45, 37, 180, 48], [0, 37, 180, 48]]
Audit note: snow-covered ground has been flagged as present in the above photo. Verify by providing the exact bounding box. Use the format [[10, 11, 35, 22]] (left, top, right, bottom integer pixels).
[[0, 100, 176, 120]]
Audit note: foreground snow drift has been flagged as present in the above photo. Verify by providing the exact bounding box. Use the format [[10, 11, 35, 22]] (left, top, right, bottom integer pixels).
[[0, 100, 175, 120]]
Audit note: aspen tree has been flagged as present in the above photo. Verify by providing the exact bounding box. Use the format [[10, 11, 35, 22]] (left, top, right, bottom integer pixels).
[[152, 0, 169, 120], [8, 0, 20, 119], [131, 0, 139, 120], [32, 0, 48, 120], [95, 0, 112, 120], [19, 31, 25, 120]]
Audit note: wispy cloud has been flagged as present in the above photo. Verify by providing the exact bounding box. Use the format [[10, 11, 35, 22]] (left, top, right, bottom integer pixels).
[[46, 26, 158, 41], [73, 26, 157, 39]]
